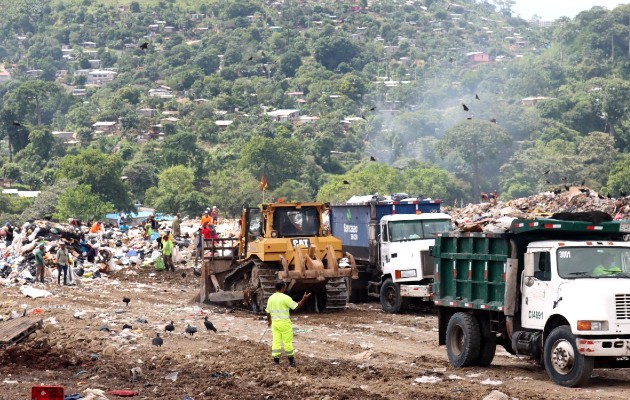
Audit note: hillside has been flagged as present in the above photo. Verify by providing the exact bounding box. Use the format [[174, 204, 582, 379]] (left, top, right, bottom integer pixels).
[[0, 0, 629, 220]]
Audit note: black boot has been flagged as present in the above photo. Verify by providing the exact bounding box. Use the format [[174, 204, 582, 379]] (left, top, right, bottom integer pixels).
[[273, 358, 280, 366], [288, 357, 296, 367]]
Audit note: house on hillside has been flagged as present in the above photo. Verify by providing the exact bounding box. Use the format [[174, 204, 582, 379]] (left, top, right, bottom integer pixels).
[[87, 70, 117, 85], [521, 96, 553, 107], [52, 131, 76, 143], [215, 120, 233, 129], [148, 87, 174, 99], [466, 51, 490, 63], [0, 69, 10, 84], [267, 109, 299, 122], [92, 121, 118, 135], [138, 108, 157, 117]]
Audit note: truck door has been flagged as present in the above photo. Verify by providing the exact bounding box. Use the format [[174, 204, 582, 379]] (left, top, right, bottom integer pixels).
[[521, 251, 551, 329], [380, 222, 389, 269]]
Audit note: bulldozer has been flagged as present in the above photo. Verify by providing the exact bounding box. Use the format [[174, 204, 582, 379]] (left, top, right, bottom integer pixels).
[[199, 201, 358, 312]]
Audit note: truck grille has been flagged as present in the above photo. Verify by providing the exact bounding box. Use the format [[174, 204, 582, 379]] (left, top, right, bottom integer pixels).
[[615, 294, 630, 320]]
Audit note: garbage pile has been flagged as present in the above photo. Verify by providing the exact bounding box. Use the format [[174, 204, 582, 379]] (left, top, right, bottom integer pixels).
[[444, 187, 630, 233], [0, 218, 239, 291]]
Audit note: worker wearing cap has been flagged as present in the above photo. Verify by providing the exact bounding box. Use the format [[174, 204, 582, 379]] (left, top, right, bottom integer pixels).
[[265, 282, 311, 367], [34, 244, 46, 283], [201, 210, 212, 227], [56, 242, 70, 285]]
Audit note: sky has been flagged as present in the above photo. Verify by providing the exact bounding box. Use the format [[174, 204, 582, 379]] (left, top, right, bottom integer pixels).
[[511, 0, 627, 21]]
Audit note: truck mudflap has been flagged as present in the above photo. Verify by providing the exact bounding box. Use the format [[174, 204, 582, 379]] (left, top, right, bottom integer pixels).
[[577, 338, 630, 356], [400, 284, 431, 298]]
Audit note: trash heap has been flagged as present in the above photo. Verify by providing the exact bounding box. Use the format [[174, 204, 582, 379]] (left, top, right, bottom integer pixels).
[[0, 218, 239, 290], [443, 187, 630, 233]]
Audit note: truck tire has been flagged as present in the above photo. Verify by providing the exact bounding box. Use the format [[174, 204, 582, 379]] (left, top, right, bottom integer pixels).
[[543, 325, 594, 387], [477, 334, 496, 367], [380, 278, 409, 313], [446, 312, 481, 367]]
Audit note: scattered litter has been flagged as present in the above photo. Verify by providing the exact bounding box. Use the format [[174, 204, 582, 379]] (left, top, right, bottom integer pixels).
[[107, 389, 138, 397], [466, 373, 482, 378], [210, 372, 230, 379], [432, 367, 447, 372], [2, 380, 18, 384], [165, 372, 178, 381], [292, 327, 313, 334], [82, 388, 110, 400], [480, 378, 503, 385], [414, 376, 442, 384], [351, 350, 373, 360], [482, 390, 509, 400], [448, 375, 464, 380], [20, 286, 52, 298]]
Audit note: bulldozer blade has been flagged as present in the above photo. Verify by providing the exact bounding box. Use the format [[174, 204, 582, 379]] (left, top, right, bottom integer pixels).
[[206, 291, 245, 302]]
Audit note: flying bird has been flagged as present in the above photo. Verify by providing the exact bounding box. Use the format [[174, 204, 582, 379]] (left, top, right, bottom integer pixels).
[[490, 118, 497, 123], [204, 316, 217, 332], [543, 169, 550, 175], [360, 114, 367, 120], [369, 107, 376, 111], [462, 104, 469, 112], [369, 156, 377, 161], [152, 333, 163, 349], [475, 94, 480, 100], [545, 180, 551, 184], [140, 42, 149, 50], [247, 56, 253, 61], [448, 57, 454, 63], [467, 116, 473, 120], [185, 324, 198, 336], [342, 180, 350, 185], [12, 121, 22, 127], [122, 297, 131, 307], [561, 176, 567, 182], [165, 321, 175, 333]]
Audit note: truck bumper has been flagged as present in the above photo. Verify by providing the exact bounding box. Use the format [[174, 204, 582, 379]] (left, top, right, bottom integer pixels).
[[400, 284, 431, 298], [577, 338, 630, 356]]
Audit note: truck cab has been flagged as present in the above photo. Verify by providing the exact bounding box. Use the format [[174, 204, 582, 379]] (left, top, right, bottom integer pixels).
[[377, 214, 452, 310]]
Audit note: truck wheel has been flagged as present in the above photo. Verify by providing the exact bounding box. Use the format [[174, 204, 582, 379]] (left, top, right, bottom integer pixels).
[[446, 312, 481, 367], [477, 334, 496, 367], [543, 325, 594, 387], [380, 278, 409, 313]]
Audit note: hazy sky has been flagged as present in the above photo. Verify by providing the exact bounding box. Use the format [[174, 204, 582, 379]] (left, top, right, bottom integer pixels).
[[511, 1, 627, 20]]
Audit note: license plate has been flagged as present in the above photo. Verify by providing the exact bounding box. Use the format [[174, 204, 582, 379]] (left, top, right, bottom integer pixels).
[[620, 223, 630, 233]]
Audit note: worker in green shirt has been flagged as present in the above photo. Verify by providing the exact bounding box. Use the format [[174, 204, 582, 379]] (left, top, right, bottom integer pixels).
[[593, 253, 622, 276], [161, 234, 175, 272], [34, 243, 46, 283], [265, 281, 311, 367]]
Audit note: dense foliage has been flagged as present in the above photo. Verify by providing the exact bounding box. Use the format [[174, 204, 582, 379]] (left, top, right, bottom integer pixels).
[[1, 0, 629, 221]]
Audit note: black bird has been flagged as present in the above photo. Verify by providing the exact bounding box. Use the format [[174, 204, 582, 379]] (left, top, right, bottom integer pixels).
[[247, 56, 253, 61], [369, 107, 376, 111], [369, 156, 377, 161], [561, 176, 567, 182], [607, 193, 612, 199], [475, 94, 480, 100], [181, 271, 187, 278], [165, 321, 175, 333], [598, 193, 605, 199], [343, 180, 350, 185], [553, 189, 562, 195], [580, 179, 585, 186], [361, 114, 367, 120], [152, 333, 163, 349], [123, 324, 133, 330], [123, 297, 131, 306], [621, 191, 628, 197], [204, 316, 217, 332], [490, 118, 497, 123], [462, 104, 469, 112], [543, 169, 550, 175], [12, 121, 21, 127], [261, 51, 266, 57], [466, 117, 473, 120], [185, 324, 198, 336], [448, 57, 454, 63], [564, 184, 570, 191], [140, 42, 148, 50], [192, 267, 201, 277], [545, 180, 551, 184]]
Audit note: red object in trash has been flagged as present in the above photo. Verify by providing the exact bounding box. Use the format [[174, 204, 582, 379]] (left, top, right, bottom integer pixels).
[[108, 389, 139, 396], [31, 385, 64, 400]]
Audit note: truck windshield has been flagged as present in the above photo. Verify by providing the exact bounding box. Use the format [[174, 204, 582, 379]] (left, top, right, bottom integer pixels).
[[388, 219, 451, 242], [273, 207, 320, 237], [557, 247, 630, 278]]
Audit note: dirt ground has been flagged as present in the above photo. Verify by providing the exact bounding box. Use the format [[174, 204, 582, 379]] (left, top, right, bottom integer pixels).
[[2, 266, 630, 400]]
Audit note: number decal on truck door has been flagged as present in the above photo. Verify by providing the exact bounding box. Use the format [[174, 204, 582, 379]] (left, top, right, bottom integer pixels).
[[558, 250, 571, 259], [528, 310, 543, 320]]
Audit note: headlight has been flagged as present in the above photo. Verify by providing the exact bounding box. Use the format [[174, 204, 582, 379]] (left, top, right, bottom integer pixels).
[[270, 230, 278, 238], [395, 269, 417, 279], [577, 320, 608, 331]]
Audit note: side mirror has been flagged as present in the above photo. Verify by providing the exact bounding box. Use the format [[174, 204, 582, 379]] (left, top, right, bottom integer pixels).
[[524, 252, 535, 287]]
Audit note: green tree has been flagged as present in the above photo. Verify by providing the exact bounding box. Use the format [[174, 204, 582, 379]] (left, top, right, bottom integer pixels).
[[56, 149, 132, 209], [607, 155, 630, 197], [54, 184, 113, 222], [317, 163, 400, 203], [205, 166, 261, 217], [313, 36, 362, 71], [437, 120, 512, 200], [239, 136, 305, 189], [147, 165, 195, 214]]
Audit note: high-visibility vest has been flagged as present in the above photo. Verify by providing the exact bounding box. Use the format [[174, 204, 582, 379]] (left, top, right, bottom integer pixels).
[[265, 292, 298, 322]]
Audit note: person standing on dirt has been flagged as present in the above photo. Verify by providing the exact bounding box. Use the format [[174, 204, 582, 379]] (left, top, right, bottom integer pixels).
[[56, 242, 70, 285], [265, 282, 311, 367], [34, 243, 46, 283], [161, 233, 175, 271], [172, 213, 181, 238]]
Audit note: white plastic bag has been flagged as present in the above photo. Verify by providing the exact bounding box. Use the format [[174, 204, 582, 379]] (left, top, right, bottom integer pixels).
[[172, 246, 183, 263]]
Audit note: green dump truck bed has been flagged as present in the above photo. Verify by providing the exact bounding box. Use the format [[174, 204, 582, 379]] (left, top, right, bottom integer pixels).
[[431, 218, 630, 311]]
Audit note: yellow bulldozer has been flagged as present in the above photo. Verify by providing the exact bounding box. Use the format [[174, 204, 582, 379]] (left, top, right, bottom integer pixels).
[[199, 201, 358, 312]]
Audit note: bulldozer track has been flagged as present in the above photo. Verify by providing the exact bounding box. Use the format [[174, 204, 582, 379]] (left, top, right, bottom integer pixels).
[[325, 277, 349, 310], [253, 264, 278, 313]]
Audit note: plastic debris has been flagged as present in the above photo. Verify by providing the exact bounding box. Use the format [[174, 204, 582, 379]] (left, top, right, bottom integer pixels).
[[414, 376, 442, 383]]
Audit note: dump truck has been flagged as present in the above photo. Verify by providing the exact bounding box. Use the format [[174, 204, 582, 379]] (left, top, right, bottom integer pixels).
[[200, 201, 358, 312], [432, 217, 630, 387], [330, 195, 451, 312]]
